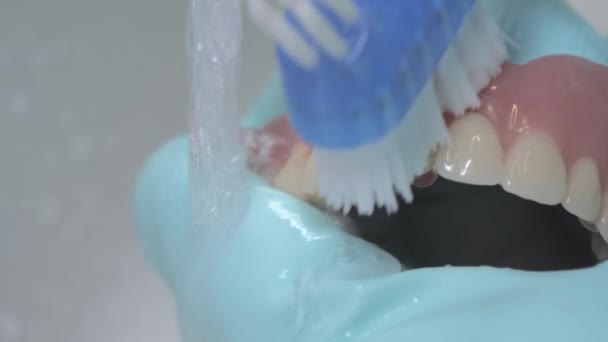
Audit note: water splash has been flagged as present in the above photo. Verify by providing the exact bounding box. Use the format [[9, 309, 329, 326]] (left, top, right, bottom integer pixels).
[[189, 0, 248, 237]]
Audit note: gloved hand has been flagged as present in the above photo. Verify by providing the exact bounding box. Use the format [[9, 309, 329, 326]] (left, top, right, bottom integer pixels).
[[134, 1, 608, 341]]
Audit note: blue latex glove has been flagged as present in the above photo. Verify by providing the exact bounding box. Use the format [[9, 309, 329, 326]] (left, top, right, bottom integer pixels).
[[134, 1, 608, 341]]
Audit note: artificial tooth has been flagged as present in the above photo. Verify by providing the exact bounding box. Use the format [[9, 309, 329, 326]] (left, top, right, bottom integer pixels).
[[595, 192, 608, 243], [301, 152, 319, 196], [592, 234, 608, 261], [562, 158, 602, 222], [501, 132, 566, 205], [580, 219, 598, 233], [273, 143, 311, 197], [434, 113, 503, 185]]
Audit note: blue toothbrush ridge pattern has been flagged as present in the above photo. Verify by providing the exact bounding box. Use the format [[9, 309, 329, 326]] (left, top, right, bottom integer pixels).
[[277, 0, 476, 150]]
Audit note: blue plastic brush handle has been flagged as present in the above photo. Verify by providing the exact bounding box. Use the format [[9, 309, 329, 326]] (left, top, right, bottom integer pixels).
[[277, 0, 476, 149]]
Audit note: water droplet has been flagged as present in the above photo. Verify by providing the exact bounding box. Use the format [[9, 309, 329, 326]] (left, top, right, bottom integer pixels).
[[412, 297, 419, 304], [197, 42, 203, 51]]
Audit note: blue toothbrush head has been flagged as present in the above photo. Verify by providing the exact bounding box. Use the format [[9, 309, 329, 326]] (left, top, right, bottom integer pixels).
[[246, 0, 507, 214], [278, 0, 476, 150]]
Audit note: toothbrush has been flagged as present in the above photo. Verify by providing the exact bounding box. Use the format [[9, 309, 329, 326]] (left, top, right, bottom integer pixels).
[[247, 0, 508, 215]]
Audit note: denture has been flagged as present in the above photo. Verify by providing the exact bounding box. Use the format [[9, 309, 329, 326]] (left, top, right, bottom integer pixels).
[[241, 115, 304, 181], [435, 55, 608, 240], [244, 54, 608, 244]]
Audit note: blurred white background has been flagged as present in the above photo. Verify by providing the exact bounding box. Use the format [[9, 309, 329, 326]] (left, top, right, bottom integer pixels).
[[0, 1, 272, 341], [1, 0, 603, 341]]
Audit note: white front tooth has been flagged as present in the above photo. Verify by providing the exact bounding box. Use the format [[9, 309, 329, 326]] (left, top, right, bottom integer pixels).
[[592, 234, 608, 261], [273, 143, 311, 197], [595, 192, 608, 243], [301, 152, 319, 196], [580, 219, 599, 233], [562, 158, 602, 222], [434, 113, 503, 185], [501, 132, 567, 205]]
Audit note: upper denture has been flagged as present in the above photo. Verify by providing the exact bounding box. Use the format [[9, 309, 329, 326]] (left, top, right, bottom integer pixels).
[[478, 55, 608, 187], [245, 55, 608, 231], [453, 54, 608, 239]]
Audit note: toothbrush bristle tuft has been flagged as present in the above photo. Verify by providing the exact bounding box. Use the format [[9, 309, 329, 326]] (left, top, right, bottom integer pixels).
[[250, 1, 508, 214], [315, 81, 450, 215], [434, 4, 508, 116], [312, 3, 507, 214]]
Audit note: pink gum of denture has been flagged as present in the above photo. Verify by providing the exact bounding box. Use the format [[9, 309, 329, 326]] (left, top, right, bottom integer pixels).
[[476, 55, 608, 187], [241, 116, 305, 180]]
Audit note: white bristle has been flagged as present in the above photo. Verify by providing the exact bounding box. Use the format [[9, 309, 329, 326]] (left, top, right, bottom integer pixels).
[[292, 0, 349, 59], [315, 81, 450, 215], [246, 0, 320, 68], [247, 0, 354, 69], [434, 2, 508, 116], [434, 46, 481, 114], [322, 0, 359, 23], [452, 17, 489, 90], [469, 5, 508, 81], [314, 3, 507, 215]]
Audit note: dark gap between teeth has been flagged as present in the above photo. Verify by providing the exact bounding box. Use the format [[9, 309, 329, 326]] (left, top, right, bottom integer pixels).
[[347, 177, 599, 271]]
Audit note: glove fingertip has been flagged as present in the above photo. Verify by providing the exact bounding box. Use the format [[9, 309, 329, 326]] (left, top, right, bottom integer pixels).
[[133, 135, 190, 275]]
